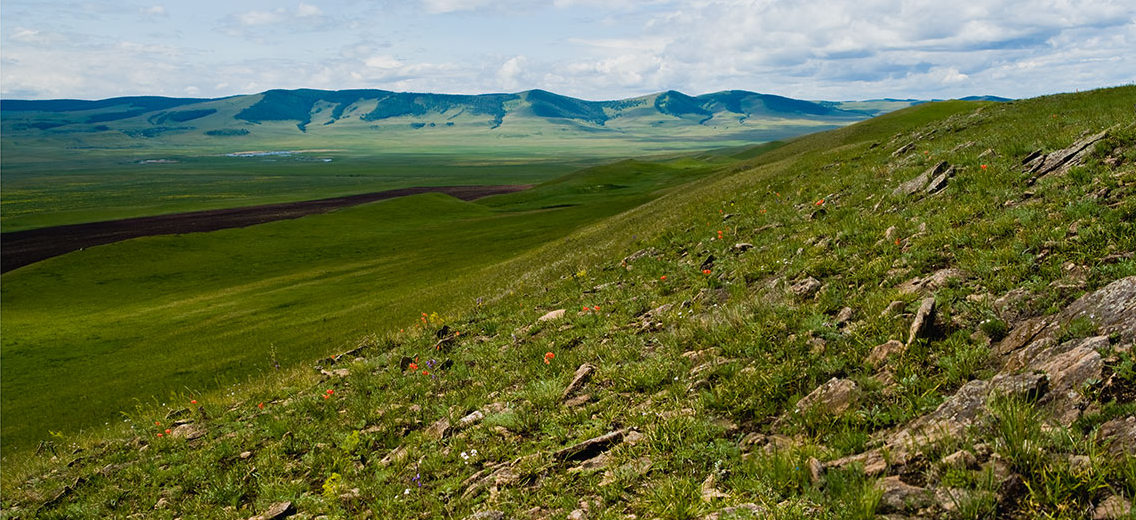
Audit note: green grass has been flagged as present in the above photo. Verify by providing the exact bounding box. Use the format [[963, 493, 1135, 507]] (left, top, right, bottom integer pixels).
[[2, 86, 1134, 519], [0, 154, 730, 454]]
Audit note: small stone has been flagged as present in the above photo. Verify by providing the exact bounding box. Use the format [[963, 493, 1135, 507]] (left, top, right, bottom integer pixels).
[[791, 277, 822, 299], [732, 243, 754, 253], [906, 297, 936, 344], [876, 476, 934, 513], [562, 363, 597, 401], [807, 457, 824, 483], [458, 411, 484, 429], [170, 423, 206, 441], [239, 451, 252, 459], [154, 497, 169, 510], [567, 509, 588, 520], [925, 166, 955, 194], [564, 393, 592, 407], [426, 418, 451, 440], [1093, 495, 1133, 520], [465, 511, 505, 520], [700, 474, 729, 502], [866, 340, 907, 368], [702, 503, 764, 520], [538, 309, 566, 322], [941, 450, 978, 470], [1097, 416, 1136, 457], [835, 307, 854, 326], [884, 226, 898, 241], [554, 430, 625, 462], [795, 377, 860, 415], [882, 300, 905, 317], [257, 501, 296, 520]]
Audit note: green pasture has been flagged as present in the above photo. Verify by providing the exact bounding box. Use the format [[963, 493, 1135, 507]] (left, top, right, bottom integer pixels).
[[0, 153, 730, 454]]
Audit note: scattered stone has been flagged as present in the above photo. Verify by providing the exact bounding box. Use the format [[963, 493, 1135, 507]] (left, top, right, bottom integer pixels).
[[562, 363, 596, 401], [885, 226, 898, 241], [170, 423, 206, 441], [154, 497, 169, 510], [568, 452, 612, 474], [251, 501, 295, 520], [925, 165, 956, 194], [538, 309, 566, 322], [1027, 129, 1110, 182], [791, 277, 822, 299], [399, 356, 414, 371], [700, 473, 729, 502], [554, 430, 626, 462], [941, 450, 978, 470], [599, 456, 652, 486], [835, 307, 854, 327], [906, 297, 936, 345], [882, 300, 905, 317], [892, 142, 915, 158], [826, 450, 887, 476], [458, 410, 484, 430], [465, 511, 504, 520], [897, 268, 964, 294], [701, 503, 764, 520], [935, 487, 995, 514], [807, 457, 824, 484], [239, 451, 252, 460], [731, 243, 753, 253], [1093, 495, 1133, 520], [700, 255, 716, 272], [1097, 416, 1136, 457], [894, 161, 949, 196], [795, 377, 860, 415], [320, 368, 351, 378], [426, 418, 451, 440], [567, 509, 588, 520], [564, 393, 592, 407], [877, 476, 935, 513], [866, 340, 907, 368]]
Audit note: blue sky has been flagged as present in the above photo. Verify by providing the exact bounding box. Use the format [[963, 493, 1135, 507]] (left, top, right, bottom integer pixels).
[[2, 0, 1133, 100]]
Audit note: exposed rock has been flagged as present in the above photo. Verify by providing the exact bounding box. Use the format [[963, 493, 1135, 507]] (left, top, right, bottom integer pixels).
[[170, 423, 206, 441], [465, 511, 505, 520], [538, 309, 566, 322], [885, 226, 899, 241], [941, 450, 978, 470], [876, 476, 934, 513], [154, 497, 169, 510], [866, 340, 907, 368], [564, 393, 592, 407], [826, 450, 887, 476], [251, 501, 295, 520], [568, 452, 612, 474], [554, 429, 626, 462], [882, 300, 905, 317], [1034, 342, 1103, 425], [925, 165, 956, 194], [700, 255, 716, 272], [906, 297, 936, 345], [894, 161, 949, 196], [935, 487, 995, 514], [791, 277, 822, 299], [399, 356, 414, 371], [732, 243, 754, 253], [701, 503, 764, 520], [1097, 416, 1136, 457], [426, 418, 451, 440], [700, 473, 729, 502], [1093, 495, 1133, 520], [807, 457, 824, 484], [567, 509, 588, 520], [458, 410, 484, 430], [240, 451, 252, 460], [562, 363, 597, 401], [897, 268, 964, 294], [795, 378, 860, 415], [892, 142, 915, 158], [320, 368, 351, 378], [835, 307, 854, 327], [380, 445, 407, 467], [1027, 129, 1110, 181], [599, 456, 652, 486]]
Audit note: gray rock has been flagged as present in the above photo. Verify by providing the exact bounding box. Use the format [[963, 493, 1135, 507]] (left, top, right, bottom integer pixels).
[[876, 476, 934, 513], [458, 410, 484, 429], [538, 309, 566, 322], [562, 363, 596, 401], [252, 502, 295, 520], [795, 377, 860, 415], [425, 418, 451, 440], [941, 450, 978, 470], [701, 503, 764, 520], [866, 340, 907, 368], [554, 429, 626, 462], [835, 306, 854, 326], [906, 297, 936, 344], [1028, 129, 1110, 181], [925, 166, 955, 194], [1097, 416, 1136, 457], [791, 277, 822, 298], [465, 511, 504, 520], [894, 161, 949, 196], [1093, 494, 1133, 520]]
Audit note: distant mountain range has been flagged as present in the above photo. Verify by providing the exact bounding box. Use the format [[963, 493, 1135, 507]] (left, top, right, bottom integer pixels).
[[0, 89, 1011, 157]]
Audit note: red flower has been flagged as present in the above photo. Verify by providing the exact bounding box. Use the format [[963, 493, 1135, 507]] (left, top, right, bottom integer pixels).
[[157, 433, 163, 438], [326, 389, 334, 395], [660, 275, 667, 280], [165, 429, 171, 435], [155, 421, 161, 426], [258, 402, 264, 409], [592, 305, 600, 311], [582, 305, 589, 311], [323, 394, 329, 399], [409, 362, 418, 370], [980, 164, 988, 170], [190, 399, 197, 405], [702, 269, 712, 275], [422, 370, 429, 376], [815, 199, 824, 206]]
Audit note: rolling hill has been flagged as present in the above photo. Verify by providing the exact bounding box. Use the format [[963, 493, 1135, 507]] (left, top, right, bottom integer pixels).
[[2, 86, 1132, 519]]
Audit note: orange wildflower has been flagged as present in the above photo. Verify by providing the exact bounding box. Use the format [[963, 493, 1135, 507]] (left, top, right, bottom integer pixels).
[[165, 429, 171, 435], [258, 402, 264, 409], [660, 275, 667, 280], [815, 199, 824, 206], [409, 362, 418, 371], [702, 269, 712, 275], [190, 399, 197, 405]]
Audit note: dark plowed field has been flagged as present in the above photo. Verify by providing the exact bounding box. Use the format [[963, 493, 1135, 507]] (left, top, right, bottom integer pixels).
[[1, 185, 530, 273]]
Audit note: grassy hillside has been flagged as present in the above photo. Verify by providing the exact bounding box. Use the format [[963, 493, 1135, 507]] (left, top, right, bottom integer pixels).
[[0, 154, 730, 455], [2, 86, 1133, 520]]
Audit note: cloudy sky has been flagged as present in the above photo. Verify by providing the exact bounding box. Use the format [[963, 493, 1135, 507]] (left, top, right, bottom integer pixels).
[[2, 0, 1133, 101]]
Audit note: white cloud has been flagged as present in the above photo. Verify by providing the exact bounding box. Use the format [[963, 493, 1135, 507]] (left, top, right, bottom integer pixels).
[[140, 5, 167, 17], [297, 3, 323, 17], [497, 55, 526, 90]]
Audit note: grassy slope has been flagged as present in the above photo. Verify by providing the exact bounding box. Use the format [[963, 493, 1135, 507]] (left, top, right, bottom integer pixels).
[[0, 154, 729, 454], [2, 87, 1134, 519]]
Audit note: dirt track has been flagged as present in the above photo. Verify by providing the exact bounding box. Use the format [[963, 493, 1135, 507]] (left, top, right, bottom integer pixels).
[[1, 185, 530, 273]]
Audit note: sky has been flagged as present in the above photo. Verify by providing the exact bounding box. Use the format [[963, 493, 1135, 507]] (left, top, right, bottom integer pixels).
[[1, 0, 1134, 101]]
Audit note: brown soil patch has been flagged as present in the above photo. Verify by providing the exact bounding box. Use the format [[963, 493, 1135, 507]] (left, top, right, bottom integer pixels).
[[1, 185, 530, 273]]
